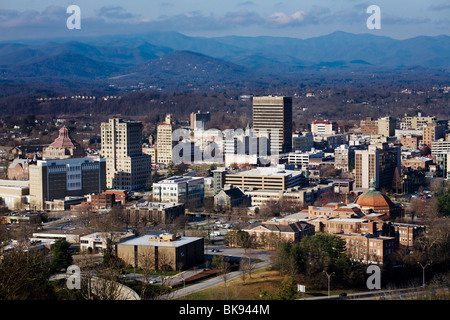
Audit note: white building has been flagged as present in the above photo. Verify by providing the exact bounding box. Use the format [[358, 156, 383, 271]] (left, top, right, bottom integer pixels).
[[153, 176, 205, 208], [287, 151, 324, 167], [80, 231, 135, 254]]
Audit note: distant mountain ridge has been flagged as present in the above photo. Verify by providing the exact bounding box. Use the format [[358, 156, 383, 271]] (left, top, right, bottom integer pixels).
[[0, 31, 449, 84]]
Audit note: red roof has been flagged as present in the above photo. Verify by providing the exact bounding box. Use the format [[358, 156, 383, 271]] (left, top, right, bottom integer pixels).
[[49, 127, 80, 148]]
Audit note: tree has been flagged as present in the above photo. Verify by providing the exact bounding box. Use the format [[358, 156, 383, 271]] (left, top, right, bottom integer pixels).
[[437, 191, 450, 217], [0, 246, 55, 300], [392, 166, 403, 194], [50, 239, 73, 273]]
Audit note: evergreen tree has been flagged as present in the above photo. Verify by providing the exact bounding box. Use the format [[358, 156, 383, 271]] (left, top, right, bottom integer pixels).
[[50, 239, 73, 273]]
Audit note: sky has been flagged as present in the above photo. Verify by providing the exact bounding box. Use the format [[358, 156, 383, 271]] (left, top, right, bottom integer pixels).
[[1, 0, 449, 41]]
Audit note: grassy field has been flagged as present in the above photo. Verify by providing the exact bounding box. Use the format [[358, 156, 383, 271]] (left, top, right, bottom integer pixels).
[[177, 268, 345, 300]]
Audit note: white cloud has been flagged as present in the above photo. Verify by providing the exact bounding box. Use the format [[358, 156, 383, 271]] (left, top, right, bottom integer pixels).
[[269, 11, 307, 26]]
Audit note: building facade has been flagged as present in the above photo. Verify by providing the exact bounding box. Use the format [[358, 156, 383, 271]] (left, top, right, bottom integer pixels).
[[153, 176, 205, 208], [252, 96, 292, 154], [117, 233, 204, 271], [156, 114, 173, 165], [354, 143, 401, 190], [225, 165, 307, 191], [101, 118, 151, 190], [29, 157, 106, 211]]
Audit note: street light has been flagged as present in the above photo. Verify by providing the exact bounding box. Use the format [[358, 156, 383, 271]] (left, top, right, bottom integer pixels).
[[418, 262, 430, 288], [323, 271, 335, 298]]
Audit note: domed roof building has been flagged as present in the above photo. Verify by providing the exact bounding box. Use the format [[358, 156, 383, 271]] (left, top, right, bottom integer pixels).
[[353, 179, 403, 219], [42, 126, 85, 159]]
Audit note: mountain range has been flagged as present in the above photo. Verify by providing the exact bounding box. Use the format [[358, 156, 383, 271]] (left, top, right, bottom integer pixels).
[[0, 31, 449, 87]]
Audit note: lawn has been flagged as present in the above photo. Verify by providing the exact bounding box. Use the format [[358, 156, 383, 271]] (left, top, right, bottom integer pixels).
[[178, 268, 355, 300]]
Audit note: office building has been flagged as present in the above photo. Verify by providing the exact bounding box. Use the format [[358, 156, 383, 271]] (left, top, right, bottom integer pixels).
[[311, 120, 338, 136], [404, 114, 438, 129], [292, 132, 314, 152], [225, 165, 307, 191], [422, 124, 446, 148], [0, 179, 29, 210], [252, 96, 292, 154], [156, 114, 173, 165], [431, 138, 450, 154], [190, 111, 211, 130], [117, 233, 204, 271], [101, 118, 151, 190], [212, 167, 227, 195], [334, 145, 355, 172], [360, 117, 378, 135], [152, 176, 205, 208], [29, 157, 106, 211], [354, 143, 401, 190], [377, 116, 396, 137]]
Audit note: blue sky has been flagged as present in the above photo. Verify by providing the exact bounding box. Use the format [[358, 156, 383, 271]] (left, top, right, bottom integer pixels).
[[1, 0, 449, 41]]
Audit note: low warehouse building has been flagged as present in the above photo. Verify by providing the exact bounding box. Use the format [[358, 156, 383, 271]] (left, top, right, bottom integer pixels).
[[117, 233, 204, 271]]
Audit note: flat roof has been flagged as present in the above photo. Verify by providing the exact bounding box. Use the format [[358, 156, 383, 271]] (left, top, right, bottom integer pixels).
[[118, 235, 203, 248], [227, 167, 303, 177], [328, 218, 367, 223]]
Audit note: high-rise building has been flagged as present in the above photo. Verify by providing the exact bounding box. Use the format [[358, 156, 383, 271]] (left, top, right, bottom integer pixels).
[[29, 157, 106, 210], [212, 167, 227, 195], [252, 96, 292, 154], [422, 124, 446, 148], [334, 144, 355, 172], [377, 116, 396, 137], [404, 114, 438, 129], [190, 111, 211, 130], [354, 143, 401, 190], [360, 117, 378, 135], [156, 114, 173, 165], [101, 118, 151, 190]]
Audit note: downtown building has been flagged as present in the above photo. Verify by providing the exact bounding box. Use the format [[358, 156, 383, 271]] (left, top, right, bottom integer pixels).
[[156, 114, 174, 165], [354, 143, 401, 191], [252, 96, 292, 155], [101, 118, 151, 190], [29, 157, 106, 211]]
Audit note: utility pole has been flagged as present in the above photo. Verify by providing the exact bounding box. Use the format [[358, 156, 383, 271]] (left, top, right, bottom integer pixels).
[[418, 262, 430, 288], [323, 271, 335, 298]]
